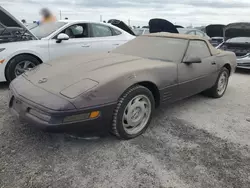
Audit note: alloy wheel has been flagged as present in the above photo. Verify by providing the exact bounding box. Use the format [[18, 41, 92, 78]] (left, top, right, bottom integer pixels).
[[122, 94, 152, 135], [14, 61, 36, 77]]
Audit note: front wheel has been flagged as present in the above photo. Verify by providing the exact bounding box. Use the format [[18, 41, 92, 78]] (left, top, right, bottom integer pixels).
[[5, 55, 40, 82], [111, 85, 155, 139], [205, 67, 229, 98]]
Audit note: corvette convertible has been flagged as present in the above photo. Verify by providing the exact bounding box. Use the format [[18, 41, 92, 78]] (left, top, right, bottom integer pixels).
[[9, 33, 236, 139]]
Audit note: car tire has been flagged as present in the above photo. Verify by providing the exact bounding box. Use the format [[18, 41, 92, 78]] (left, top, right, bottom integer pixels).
[[5, 54, 40, 82], [205, 67, 229, 98], [111, 85, 155, 139]]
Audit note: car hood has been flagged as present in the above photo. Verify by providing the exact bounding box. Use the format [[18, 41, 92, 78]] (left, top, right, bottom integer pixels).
[[205, 24, 225, 37], [224, 22, 250, 39], [149, 18, 179, 34], [108, 19, 135, 36], [0, 6, 37, 40], [22, 53, 142, 96]]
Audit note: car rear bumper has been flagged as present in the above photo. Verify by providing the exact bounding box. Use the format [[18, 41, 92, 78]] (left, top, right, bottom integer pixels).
[[9, 89, 116, 133]]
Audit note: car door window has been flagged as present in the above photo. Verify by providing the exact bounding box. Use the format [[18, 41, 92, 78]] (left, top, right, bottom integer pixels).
[[63, 24, 89, 38], [184, 40, 211, 60], [91, 24, 112, 37]]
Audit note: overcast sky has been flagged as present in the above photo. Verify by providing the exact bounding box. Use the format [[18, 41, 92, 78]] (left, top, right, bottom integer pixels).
[[2, 0, 250, 27]]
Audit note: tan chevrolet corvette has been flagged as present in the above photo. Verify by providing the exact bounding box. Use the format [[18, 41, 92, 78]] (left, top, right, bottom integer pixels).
[[9, 33, 236, 139]]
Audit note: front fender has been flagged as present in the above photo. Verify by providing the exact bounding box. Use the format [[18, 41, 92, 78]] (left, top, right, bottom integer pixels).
[[0, 42, 49, 81]]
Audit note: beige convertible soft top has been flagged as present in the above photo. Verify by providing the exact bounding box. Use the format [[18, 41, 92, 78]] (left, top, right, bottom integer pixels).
[[144, 32, 220, 55]]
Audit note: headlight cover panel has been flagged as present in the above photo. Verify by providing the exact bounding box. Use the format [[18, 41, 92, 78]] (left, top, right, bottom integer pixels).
[[60, 79, 99, 99]]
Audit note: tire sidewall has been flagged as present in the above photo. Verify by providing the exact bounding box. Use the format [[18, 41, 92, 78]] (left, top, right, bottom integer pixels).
[[114, 86, 155, 139], [6, 55, 40, 82], [215, 68, 229, 97]]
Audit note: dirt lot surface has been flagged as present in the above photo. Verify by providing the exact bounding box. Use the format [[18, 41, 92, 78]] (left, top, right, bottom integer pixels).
[[0, 70, 250, 188]]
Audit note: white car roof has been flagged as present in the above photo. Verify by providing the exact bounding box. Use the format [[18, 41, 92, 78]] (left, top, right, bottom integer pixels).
[[58, 20, 112, 26]]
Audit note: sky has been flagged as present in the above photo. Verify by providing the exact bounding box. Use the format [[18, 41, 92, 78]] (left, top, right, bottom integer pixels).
[[2, 0, 250, 27]]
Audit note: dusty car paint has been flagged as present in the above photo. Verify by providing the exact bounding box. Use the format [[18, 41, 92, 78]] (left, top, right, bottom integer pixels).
[[9, 33, 236, 132]]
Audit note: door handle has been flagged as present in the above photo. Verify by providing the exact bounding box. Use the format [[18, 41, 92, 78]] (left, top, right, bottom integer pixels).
[[113, 44, 120, 46], [211, 62, 216, 65], [82, 44, 90, 47]]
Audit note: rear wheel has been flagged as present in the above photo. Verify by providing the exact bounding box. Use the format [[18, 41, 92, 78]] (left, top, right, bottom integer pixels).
[[111, 85, 155, 139], [6, 54, 40, 82], [205, 67, 229, 98]]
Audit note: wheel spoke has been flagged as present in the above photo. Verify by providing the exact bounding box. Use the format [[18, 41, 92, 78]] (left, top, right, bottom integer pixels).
[[134, 97, 142, 105], [123, 123, 132, 128], [123, 110, 129, 121], [140, 101, 148, 114], [127, 100, 134, 110], [24, 61, 31, 69]]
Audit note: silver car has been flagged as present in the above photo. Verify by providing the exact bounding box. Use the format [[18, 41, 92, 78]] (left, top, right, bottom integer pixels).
[[217, 22, 250, 69]]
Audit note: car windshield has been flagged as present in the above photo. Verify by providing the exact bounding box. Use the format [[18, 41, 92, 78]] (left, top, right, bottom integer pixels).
[[226, 37, 250, 43], [113, 36, 188, 62], [26, 23, 39, 30], [30, 22, 66, 39]]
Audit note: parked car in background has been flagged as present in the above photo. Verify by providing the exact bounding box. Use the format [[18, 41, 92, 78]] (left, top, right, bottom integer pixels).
[[0, 6, 135, 82], [133, 18, 180, 36], [205, 24, 225, 47], [0, 9, 36, 44], [210, 37, 224, 47], [9, 33, 236, 139], [217, 22, 250, 69], [108, 19, 135, 36], [132, 28, 149, 36], [177, 28, 211, 40]]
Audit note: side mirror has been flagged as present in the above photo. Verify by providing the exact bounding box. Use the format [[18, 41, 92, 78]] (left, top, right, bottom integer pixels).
[[56, 33, 69, 43], [183, 56, 202, 64]]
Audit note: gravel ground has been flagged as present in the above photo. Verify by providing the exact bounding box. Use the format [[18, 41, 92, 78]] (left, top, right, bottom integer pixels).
[[0, 70, 250, 188]]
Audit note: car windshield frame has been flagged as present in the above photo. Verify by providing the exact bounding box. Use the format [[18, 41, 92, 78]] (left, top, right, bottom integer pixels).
[[30, 22, 67, 39]]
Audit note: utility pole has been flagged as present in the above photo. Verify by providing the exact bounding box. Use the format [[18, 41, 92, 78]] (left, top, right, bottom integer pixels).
[[128, 19, 130, 26], [60, 10, 62, 20], [100, 15, 103, 22]]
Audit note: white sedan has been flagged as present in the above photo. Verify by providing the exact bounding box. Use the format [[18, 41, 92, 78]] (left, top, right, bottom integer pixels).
[[0, 6, 135, 82]]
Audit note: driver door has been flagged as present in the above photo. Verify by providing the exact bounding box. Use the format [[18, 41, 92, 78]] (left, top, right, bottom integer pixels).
[[48, 23, 94, 60], [178, 40, 217, 99]]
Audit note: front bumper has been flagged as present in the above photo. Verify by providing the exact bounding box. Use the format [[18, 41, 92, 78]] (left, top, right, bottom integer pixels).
[[237, 55, 250, 69], [9, 88, 116, 133]]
